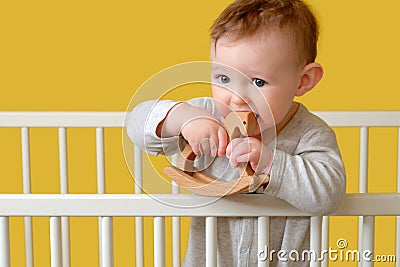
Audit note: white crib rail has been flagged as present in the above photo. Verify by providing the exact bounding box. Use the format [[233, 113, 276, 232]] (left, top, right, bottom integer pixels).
[[0, 193, 398, 217], [0, 111, 399, 267], [1, 193, 399, 267], [1, 111, 400, 127]]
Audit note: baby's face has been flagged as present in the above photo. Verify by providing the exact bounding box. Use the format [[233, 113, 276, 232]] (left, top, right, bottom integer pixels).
[[210, 30, 303, 133]]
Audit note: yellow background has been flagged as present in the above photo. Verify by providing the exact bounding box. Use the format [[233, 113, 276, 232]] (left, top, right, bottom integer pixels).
[[0, 0, 399, 266]]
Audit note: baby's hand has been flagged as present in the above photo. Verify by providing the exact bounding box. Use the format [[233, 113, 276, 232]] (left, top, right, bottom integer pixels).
[[180, 107, 228, 157], [226, 137, 273, 174]]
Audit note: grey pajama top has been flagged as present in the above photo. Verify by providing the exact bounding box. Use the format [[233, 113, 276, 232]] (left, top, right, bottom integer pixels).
[[127, 97, 346, 267]]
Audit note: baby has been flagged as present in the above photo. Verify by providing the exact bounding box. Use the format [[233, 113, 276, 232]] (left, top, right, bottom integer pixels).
[[128, 0, 346, 266]]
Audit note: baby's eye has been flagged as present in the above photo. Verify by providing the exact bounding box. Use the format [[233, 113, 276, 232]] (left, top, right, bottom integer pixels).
[[218, 75, 230, 84], [252, 78, 267, 87]]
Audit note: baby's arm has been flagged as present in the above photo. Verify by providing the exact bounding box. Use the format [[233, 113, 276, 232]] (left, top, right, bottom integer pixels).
[[264, 126, 346, 215], [127, 98, 227, 157], [156, 102, 228, 157]]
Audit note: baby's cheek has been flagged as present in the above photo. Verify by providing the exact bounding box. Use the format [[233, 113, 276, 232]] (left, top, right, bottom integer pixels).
[[262, 97, 289, 126], [212, 98, 231, 117]]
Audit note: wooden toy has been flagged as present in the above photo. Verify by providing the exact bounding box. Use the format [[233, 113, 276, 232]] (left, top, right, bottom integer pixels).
[[163, 111, 267, 196]]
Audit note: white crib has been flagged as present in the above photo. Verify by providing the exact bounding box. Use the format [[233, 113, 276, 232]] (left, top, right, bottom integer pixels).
[[0, 111, 399, 267]]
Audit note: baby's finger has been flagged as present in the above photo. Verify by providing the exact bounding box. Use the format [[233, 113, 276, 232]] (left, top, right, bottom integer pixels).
[[202, 134, 217, 157], [190, 141, 201, 156], [226, 138, 241, 159], [226, 142, 232, 158], [236, 153, 252, 164], [209, 135, 218, 158], [236, 145, 265, 173], [228, 139, 250, 167], [199, 139, 211, 156], [217, 127, 228, 156]]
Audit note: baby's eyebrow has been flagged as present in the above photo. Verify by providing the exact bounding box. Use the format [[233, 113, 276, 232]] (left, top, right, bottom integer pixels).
[[211, 65, 226, 72], [246, 67, 266, 77], [212, 64, 266, 82], [211, 65, 237, 76], [246, 69, 273, 81]]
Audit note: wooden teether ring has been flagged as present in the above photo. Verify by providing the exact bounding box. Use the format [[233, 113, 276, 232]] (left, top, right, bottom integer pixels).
[[163, 111, 261, 196]]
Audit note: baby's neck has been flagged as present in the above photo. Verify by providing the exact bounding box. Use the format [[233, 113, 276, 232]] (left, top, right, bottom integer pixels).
[[256, 102, 299, 140], [276, 102, 299, 135], [253, 102, 298, 146]]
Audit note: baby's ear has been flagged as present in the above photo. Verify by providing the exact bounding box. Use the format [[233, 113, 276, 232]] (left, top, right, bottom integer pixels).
[[296, 63, 324, 96]]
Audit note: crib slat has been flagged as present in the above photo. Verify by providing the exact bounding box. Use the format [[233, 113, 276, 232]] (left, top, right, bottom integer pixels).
[[24, 217, 33, 267], [96, 127, 105, 195], [21, 127, 34, 267], [358, 126, 369, 267], [172, 216, 180, 267], [134, 146, 144, 267], [96, 128, 107, 267], [154, 217, 165, 267], [396, 215, 400, 267], [50, 217, 62, 267], [396, 127, 400, 267], [101, 217, 114, 267], [59, 127, 68, 194], [96, 128, 114, 267], [206, 217, 217, 267], [58, 127, 71, 267], [358, 216, 364, 267], [134, 145, 143, 195], [171, 181, 179, 195], [359, 127, 369, 194], [0, 217, 10, 267], [98, 218, 103, 266], [321, 216, 329, 267], [258, 216, 269, 267], [21, 127, 31, 194], [362, 216, 375, 267], [310, 216, 322, 267], [61, 217, 70, 267], [135, 217, 144, 267], [171, 180, 181, 267]]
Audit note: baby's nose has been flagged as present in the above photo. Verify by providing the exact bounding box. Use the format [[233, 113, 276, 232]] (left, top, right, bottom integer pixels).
[[231, 91, 250, 106]]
